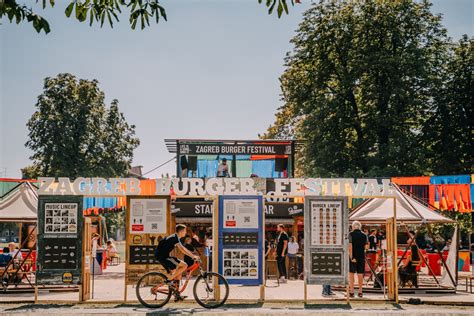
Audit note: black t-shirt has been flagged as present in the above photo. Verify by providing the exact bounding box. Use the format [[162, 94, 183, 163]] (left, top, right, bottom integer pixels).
[[410, 244, 420, 262], [156, 233, 181, 259], [276, 232, 289, 256], [349, 229, 368, 259], [368, 235, 377, 250]]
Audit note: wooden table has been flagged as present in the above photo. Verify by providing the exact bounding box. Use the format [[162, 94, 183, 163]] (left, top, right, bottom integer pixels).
[[459, 274, 474, 293]]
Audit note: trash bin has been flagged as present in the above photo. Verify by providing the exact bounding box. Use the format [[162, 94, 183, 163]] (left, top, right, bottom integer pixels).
[[427, 253, 441, 276]]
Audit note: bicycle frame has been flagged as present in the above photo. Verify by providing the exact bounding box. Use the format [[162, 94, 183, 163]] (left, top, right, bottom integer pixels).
[[177, 262, 201, 294]]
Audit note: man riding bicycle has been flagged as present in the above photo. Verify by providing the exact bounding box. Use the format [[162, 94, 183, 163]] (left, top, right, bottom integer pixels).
[[155, 224, 199, 300]]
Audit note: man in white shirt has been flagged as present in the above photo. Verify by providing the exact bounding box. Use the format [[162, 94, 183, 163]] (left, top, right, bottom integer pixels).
[[217, 158, 231, 177]]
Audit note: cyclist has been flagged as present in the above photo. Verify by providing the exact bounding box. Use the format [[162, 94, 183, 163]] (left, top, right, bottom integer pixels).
[[154, 224, 199, 299]]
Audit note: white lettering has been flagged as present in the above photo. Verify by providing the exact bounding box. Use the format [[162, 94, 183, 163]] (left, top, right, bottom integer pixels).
[[56, 177, 73, 195], [274, 179, 289, 195], [206, 178, 224, 195], [155, 178, 171, 195], [38, 177, 55, 195], [189, 178, 206, 196], [223, 178, 238, 195]]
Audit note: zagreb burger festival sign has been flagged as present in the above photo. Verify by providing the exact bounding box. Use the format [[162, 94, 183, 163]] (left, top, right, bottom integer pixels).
[[37, 177, 395, 197]]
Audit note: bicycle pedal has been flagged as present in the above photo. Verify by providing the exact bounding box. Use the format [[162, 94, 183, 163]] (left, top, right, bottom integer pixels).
[[174, 295, 187, 302]]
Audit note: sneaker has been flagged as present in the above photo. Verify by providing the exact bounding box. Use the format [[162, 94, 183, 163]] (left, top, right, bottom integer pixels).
[[322, 293, 330, 297], [328, 291, 336, 296], [279, 277, 287, 283], [174, 294, 187, 302]]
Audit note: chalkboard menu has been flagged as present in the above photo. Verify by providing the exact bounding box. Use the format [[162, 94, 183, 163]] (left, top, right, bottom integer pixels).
[[36, 196, 83, 285], [223, 232, 258, 246], [311, 251, 343, 276], [129, 246, 159, 265], [42, 237, 78, 270]]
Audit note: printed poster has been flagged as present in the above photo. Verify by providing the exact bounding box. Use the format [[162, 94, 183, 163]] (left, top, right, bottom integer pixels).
[[222, 249, 258, 279], [223, 199, 258, 229], [130, 199, 167, 234], [310, 200, 342, 246], [44, 203, 78, 234]]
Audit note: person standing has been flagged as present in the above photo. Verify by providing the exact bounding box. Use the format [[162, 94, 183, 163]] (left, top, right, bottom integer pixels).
[[348, 221, 368, 298], [276, 224, 289, 283], [216, 158, 231, 177], [368, 230, 378, 252]]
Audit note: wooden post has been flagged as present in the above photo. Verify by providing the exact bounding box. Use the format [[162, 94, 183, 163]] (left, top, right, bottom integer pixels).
[[260, 198, 266, 302], [392, 197, 398, 304], [213, 197, 220, 301], [34, 285, 38, 303], [124, 196, 130, 303]]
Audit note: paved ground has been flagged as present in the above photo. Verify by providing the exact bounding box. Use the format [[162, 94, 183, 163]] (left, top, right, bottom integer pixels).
[[1, 302, 474, 315], [2, 262, 473, 306]]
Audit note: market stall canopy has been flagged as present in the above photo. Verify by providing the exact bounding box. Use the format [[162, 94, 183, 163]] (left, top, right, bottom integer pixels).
[[0, 182, 38, 222], [350, 185, 454, 224]]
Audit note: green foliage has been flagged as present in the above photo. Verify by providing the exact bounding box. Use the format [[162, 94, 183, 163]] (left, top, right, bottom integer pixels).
[[429, 211, 472, 240], [423, 35, 474, 174], [1, 0, 298, 34], [103, 211, 125, 239], [24, 73, 140, 178], [263, 0, 473, 178]]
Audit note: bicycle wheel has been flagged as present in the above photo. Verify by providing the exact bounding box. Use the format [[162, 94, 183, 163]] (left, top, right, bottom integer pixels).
[[193, 272, 229, 309], [136, 272, 172, 308]]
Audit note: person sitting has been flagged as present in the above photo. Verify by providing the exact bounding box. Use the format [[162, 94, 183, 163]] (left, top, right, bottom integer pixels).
[[0, 247, 12, 268], [106, 240, 119, 261], [399, 231, 420, 288]]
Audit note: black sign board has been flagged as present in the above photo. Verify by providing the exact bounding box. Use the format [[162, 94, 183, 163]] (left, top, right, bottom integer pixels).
[[310, 251, 343, 276], [36, 196, 83, 285], [172, 201, 214, 217], [129, 246, 159, 265], [223, 232, 258, 246], [172, 201, 302, 218], [179, 143, 292, 156], [42, 237, 78, 270]]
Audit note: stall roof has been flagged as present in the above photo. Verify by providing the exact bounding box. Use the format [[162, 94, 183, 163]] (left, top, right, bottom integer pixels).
[[0, 182, 38, 222], [349, 185, 454, 224], [164, 139, 304, 154]]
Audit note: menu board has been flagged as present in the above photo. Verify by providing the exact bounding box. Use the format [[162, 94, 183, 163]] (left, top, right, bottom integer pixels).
[[223, 199, 258, 229], [218, 196, 263, 286], [129, 246, 159, 265], [42, 237, 78, 270], [223, 232, 258, 246], [222, 249, 259, 279], [311, 251, 343, 276], [130, 198, 167, 234], [304, 197, 348, 285], [310, 200, 342, 246], [37, 196, 83, 285]]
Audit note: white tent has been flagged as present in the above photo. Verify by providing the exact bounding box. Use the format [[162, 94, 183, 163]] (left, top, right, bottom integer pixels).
[[350, 185, 454, 224], [0, 182, 38, 222]]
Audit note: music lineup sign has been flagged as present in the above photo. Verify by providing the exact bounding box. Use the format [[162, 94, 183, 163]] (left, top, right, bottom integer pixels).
[[304, 196, 349, 285]]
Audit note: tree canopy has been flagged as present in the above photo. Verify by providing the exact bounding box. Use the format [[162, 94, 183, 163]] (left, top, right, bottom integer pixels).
[[1, 0, 300, 34], [24, 73, 140, 178], [262, 0, 473, 177]]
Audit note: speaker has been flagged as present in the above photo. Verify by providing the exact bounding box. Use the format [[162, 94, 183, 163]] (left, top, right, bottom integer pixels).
[[188, 156, 197, 171], [275, 157, 288, 172]]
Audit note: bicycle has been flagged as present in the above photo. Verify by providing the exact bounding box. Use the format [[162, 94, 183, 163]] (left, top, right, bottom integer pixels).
[[136, 258, 229, 309]]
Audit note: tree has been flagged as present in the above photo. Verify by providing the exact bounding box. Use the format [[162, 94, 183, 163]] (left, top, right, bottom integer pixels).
[[1, 0, 300, 34], [423, 35, 474, 174], [263, 0, 452, 178], [24, 73, 140, 178]]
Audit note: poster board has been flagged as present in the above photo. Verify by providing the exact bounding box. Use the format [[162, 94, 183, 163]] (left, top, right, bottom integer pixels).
[[125, 196, 171, 286], [304, 196, 348, 285], [218, 196, 263, 285], [36, 195, 83, 285]]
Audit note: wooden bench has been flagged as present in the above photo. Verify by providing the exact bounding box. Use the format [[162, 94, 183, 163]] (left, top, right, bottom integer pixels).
[[459, 274, 474, 293]]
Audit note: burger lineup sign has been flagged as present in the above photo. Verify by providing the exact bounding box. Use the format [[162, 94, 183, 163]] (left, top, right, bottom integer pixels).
[[38, 177, 395, 197]]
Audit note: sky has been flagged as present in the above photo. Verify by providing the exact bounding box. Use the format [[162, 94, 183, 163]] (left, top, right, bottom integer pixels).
[[1, 0, 472, 179]]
